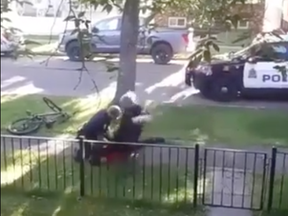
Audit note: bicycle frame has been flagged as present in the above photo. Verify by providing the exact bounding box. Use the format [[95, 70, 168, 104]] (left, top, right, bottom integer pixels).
[[26, 110, 68, 122]]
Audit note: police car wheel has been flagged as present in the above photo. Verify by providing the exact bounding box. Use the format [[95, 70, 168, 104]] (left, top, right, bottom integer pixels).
[[199, 86, 212, 99], [2, 51, 13, 57], [211, 78, 238, 102]]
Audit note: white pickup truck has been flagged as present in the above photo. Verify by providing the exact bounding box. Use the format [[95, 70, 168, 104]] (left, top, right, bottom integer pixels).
[[58, 16, 189, 65]]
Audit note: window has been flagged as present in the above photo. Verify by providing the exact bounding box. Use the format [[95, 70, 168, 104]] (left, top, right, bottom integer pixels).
[[94, 18, 119, 31], [168, 17, 187, 28], [271, 43, 288, 60], [237, 20, 249, 29], [256, 42, 288, 61], [235, 0, 260, 4]]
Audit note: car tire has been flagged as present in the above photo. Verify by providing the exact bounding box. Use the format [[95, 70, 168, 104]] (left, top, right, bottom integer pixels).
[[210, 77, 238, 102], [151, 43, 173, 65], [199, 85, 212, 99], [66, 41, 81, 61], [2, 51, 13, 57]]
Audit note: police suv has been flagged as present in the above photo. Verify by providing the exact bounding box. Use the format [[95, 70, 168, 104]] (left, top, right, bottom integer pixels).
[[185, 35, 288, 102]]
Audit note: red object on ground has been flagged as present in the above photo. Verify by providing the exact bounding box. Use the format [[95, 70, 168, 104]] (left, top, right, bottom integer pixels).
[[106, 152, 128, 163]]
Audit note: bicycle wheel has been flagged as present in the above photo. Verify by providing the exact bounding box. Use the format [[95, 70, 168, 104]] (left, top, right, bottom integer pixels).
[[7, 118, 42, 135], [43, 97, 62, 112]]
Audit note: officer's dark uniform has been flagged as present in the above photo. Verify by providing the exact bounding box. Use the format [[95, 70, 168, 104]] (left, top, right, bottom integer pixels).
[[75, 109, 112, 163], [114, 104, 144, 143]]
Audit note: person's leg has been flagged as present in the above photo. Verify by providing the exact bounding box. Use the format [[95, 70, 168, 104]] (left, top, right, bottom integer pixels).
[[88, 144, 101, 166], [84, 141, 92, 160], [139, 137, 166, 144], [88, 141, 107, 166]]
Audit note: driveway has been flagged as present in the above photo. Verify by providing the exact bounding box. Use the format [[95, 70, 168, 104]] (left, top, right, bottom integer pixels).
[[1, 56, 288, 109]]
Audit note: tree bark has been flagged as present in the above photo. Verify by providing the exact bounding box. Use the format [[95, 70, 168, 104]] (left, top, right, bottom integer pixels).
[[113, 0, 140, 102]]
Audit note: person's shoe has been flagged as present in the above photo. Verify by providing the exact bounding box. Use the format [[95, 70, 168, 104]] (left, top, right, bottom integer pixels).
[[88, 156, 101, 166], [73, 148, 82, 163]]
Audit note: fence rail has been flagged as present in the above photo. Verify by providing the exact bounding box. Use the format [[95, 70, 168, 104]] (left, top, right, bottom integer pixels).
[[0, 134, 287, 211]]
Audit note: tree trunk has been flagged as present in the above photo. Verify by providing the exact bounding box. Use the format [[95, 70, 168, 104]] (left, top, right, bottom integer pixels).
[[113, 0, 140, 103]]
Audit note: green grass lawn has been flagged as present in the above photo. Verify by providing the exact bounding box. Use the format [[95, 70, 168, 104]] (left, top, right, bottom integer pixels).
[[144, 105, 288, 146], [1, 94, 287, 215], [263, 176, 288, 216], [1, 94, 288, 146], [1, 94, 110, 135], [1, 190, 203, 216]]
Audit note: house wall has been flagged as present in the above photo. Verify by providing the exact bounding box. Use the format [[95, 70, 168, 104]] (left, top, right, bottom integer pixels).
[[282, 0, 288, 30], [7, 0, 151, 35], [154, 3, 264, 33], [262, 0, 284, 31]]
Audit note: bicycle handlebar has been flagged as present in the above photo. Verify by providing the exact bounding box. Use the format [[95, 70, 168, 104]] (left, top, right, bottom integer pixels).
[[43, 97, 63, 112]]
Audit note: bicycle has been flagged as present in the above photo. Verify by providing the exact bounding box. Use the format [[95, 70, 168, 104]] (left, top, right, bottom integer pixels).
[[7, 97, 73, 135]]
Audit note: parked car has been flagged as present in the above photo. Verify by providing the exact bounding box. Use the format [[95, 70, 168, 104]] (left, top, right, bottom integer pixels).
[[185, 34, 288, 102], [58, 16, 189, 64], [1, 29, 25, 56]]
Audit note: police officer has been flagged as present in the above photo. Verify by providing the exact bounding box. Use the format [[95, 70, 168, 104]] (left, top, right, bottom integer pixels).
[[74, 105, 122, 163]]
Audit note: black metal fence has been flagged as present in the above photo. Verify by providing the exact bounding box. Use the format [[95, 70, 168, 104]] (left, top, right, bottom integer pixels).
[[267, 148, 288, 211], [0, 134, 287, 211], [0, 135, 199, 206]]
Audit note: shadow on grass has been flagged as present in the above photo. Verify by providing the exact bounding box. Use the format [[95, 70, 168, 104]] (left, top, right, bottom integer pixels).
[[1, 94, 110, 135], [1, 189, 205, 216], [1, 136, 199, 209], [1, 189, 61, 216]]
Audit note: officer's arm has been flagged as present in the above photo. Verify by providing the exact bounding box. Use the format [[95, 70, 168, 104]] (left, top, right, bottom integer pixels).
[[131, 113, 152, 124]]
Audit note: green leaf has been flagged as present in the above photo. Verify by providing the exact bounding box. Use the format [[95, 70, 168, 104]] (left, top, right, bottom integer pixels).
[[102, 4, 113, 13], [92, 27, 99, 34], [18, 0, 33, 6], [78, 11, 85, 18], [85, 20, 90, 29], [23, 39, 41, 45], [71, 29, 79, 35], [64, 15, 75, 22], [203, 49, 211, 62], [1, 17, 11, 23], [232, 31, 251, 44], [270, 30, 284, 40], [107, 66, 119, 72], [212, 43, 220, 52]]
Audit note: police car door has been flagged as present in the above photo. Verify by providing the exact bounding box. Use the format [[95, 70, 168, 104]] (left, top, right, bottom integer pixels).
[[243, 42, 288, 90]]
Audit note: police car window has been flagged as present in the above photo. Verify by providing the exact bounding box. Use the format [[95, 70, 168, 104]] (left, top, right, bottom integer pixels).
[[232, 43, 261, 59], [256, 43, 288, 61], [271, 43, 288, 60]]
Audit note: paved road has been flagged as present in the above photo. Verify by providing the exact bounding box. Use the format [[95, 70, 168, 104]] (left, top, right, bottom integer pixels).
[[1, 56, 288, 109], [1, 56, 195, 103]]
